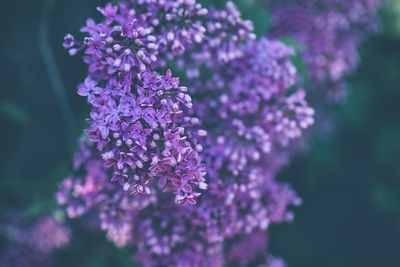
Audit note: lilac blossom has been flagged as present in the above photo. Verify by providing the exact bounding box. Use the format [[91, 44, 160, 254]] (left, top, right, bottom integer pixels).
[[65, 1, 209, 204], [265, 0, 382, 100], [181, 37, 314, 176], [0, 214, 70, 267], [57, 0, 384, 265], [58, 1, 313, 265], [58, 138, 298, 266]]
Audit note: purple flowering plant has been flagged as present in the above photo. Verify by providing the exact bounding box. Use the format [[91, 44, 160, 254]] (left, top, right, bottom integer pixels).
[[54, 0, 382, 266]]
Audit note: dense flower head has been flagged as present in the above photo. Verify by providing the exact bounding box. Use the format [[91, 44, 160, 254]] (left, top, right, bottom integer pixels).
[[58, 0, 323, 266], [65, 1, 210, 205], [58, 138, 298, 266], [204, 2, 256, 63], [224, 230, 287, 267], [81, 69, 206, 205], [181, 37, 314, 177], [265, 0, 382, 99]]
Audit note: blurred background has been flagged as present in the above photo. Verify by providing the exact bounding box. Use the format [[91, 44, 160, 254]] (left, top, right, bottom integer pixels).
[[0, 0, 399, 266]]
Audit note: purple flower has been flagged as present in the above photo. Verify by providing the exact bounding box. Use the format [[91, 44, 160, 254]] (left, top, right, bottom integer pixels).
[[112, 169, 129, 185], [160, 69, 179, 90], [137, 86, 156, 105], [0, 214, 70, 267], [97, 3, 118, 23], [88, 112, 110, 139], [141, 108, 156, 126], [80, 18, 98, 36], [77, 77, 102, 97], [84, 38, 105, 57], [266, 0, 381, 100], [131, 121, 151, 146], [63, 34, 75, 48]]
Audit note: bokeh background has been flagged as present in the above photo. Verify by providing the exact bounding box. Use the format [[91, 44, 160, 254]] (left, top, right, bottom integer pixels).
[[0, 0, 400, 266]]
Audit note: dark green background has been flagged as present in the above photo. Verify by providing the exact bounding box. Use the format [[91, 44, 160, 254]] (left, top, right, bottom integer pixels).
[[0, 0, 399, 266]]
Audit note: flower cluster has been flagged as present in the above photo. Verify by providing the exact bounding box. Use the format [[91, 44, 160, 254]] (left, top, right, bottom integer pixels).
[[0, 214, 70, 267], [189, 38, 314, 177], [58, 1, 314, 266], [265, 0, 382, 100], [64, 0, 209, 205], [225, 230, 286, 267], [58, 138, 299, 266], [204, 2, 256, 63]]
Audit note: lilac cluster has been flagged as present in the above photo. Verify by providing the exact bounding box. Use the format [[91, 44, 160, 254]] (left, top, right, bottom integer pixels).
[[190, 38, 314, 176], [0, 215, 70, 267], [64, 0, 209, 205], [59, 1, 314, 266], [58, 139, 298, 266], [225, 230, 286, 267], [266, 0, 382, 100], [204, 2, 256, 63]]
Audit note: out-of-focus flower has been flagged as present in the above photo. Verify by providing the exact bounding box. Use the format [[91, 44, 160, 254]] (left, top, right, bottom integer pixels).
[[0, 214, 70, 267], [266, 0, 382, 100]]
